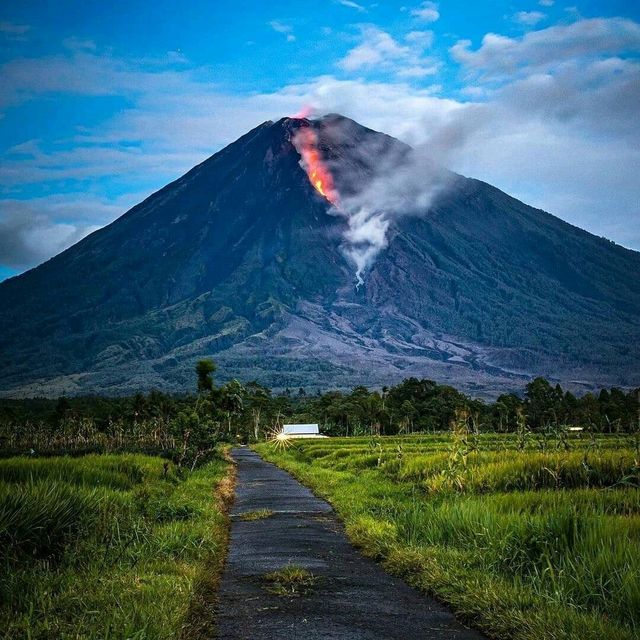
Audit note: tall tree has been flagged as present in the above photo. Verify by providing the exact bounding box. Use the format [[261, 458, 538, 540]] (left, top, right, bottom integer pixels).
[[196, 359, 216, 394]]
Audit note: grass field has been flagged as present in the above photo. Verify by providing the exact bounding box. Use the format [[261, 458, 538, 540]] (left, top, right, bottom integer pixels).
[[0, 451, 232, 639], [256, 433, 640, 640]]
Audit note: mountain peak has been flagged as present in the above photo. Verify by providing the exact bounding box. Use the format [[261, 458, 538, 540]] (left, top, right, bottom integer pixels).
[[0, 114, 638, 398]]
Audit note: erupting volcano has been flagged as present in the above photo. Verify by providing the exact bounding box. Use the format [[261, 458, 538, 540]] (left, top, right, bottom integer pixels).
[[0, 114, 639, 399]]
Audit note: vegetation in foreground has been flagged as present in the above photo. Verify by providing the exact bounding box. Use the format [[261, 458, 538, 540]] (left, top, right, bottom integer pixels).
[[256, 430, 640, 640], [1, 359, 638, 638], [0, 452, 232, 639]]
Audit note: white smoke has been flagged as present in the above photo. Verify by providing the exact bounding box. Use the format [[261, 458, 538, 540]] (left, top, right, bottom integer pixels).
[[293, 117, 453, 288], [333, 137, 452, 287], [342, 207, 390, 287]]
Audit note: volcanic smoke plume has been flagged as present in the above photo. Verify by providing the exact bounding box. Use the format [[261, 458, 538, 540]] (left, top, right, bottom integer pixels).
[[292, 122, 390, 288], [292, 116, 452, 288]]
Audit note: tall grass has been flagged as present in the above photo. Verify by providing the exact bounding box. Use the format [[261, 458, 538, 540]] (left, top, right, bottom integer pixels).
[[0, 480, 104, 560], [256, 433, 640, 640], [0, 454, 147, 488], [0, 452, 230, 639], [1, 415, 178, 457]]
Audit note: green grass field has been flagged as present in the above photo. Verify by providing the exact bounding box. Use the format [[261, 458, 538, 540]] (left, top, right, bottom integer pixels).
[[256, 433, 640, 640], [0, 452, 232, 639]]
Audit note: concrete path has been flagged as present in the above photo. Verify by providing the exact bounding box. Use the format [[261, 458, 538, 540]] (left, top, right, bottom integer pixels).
[[216, 448, 485, 639]]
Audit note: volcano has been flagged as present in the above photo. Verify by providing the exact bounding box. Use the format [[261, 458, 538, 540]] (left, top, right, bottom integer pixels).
[[1, 114, 639, 398]]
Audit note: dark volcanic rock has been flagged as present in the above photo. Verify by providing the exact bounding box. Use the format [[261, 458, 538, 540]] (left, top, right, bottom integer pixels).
[[0, 115, 638, 398]]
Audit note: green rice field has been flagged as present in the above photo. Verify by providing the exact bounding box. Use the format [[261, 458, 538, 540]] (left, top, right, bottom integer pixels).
[[256, 432, 640, 640], [0, 452, 231, 639]]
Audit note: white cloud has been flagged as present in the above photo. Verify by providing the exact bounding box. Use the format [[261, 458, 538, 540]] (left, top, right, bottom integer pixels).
[[268, 20, 296, 42], [513, 11, 546, 27], [337, 0, 366, 12], [0, 50, 200, 110], [405, 30, 434, 49], [411, 2, 440, 23], [339, 27, 411, 71], [338, 26, 439, 77], [0, 195, 130, 269], [539, 0, 554, 6], [451, 17, 640, 76], [397, 65, 439, 77]]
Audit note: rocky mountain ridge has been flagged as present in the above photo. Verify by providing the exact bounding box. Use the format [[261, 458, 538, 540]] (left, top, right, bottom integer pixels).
[[1, 114, 638, 398]]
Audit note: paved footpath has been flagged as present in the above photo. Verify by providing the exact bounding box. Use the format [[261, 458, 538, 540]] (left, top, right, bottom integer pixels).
[[216, 448, 485, 639]]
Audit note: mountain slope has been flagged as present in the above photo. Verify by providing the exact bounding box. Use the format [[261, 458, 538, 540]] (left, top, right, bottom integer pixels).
[[0, 115, 638, 398]]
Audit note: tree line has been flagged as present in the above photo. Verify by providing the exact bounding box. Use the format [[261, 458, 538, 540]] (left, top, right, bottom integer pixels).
[[0, 363, 638, 457]]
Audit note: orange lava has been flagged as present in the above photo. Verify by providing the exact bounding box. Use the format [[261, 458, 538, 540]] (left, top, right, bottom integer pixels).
[[295, 127, 339, 206]]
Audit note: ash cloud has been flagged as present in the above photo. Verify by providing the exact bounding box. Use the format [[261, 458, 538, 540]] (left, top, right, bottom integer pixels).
[[0, 199, 107, 271], [311, 116, 453, 286]]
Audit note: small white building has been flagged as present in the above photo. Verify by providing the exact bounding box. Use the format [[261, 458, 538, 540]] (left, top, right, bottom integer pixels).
[[282, 423, 327, 438]]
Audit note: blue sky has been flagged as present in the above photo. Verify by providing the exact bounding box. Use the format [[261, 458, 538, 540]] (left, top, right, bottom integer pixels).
[[1, 0, 639, 280]]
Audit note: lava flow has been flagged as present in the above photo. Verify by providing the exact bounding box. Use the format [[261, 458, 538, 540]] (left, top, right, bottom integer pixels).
[[293, 126, 339, 207]]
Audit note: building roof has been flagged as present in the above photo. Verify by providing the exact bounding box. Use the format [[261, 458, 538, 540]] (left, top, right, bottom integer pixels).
[[283, 423, 319, 435]]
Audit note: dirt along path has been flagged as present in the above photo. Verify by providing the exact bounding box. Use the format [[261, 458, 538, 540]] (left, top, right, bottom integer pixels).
[[215, 448, 484, 639]]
